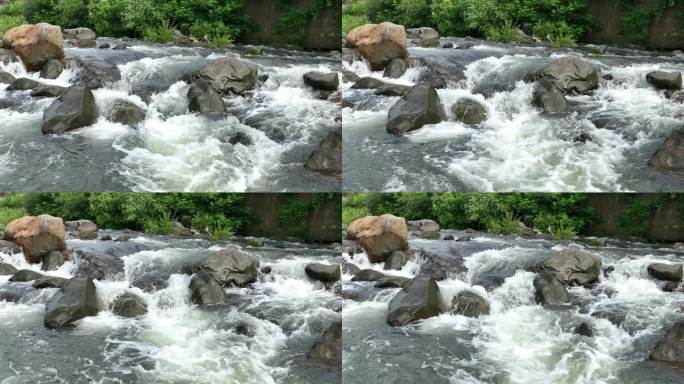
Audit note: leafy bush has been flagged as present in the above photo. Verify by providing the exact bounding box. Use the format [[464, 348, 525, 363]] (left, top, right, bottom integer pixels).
[[143, 20, 175, 43], [0, 0, 26, 35]]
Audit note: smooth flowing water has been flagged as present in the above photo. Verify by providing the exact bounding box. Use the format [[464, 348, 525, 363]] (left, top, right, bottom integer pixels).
[[343, 38, 684, 192], [0, 38, 340, 192], [342, 231, 684, 384], [0, 231, 341, 383]]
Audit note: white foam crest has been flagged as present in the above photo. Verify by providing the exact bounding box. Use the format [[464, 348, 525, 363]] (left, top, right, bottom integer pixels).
[[0, 60, 76, 87], [0, 252, 75, 278], [464, 247, 532, 284], [117, 55, 199, 92], [342, 251, 416, 278], [0, 301, 44, 327]]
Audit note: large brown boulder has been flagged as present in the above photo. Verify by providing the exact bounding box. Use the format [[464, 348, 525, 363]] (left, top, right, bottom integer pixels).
[[2, 23, 64, 71], [189, 56, 258, 95], [346, 22, 408, 71], [4, 215, 66, 263], [193, 248, 259, 287], [347, 214, 409, 263]]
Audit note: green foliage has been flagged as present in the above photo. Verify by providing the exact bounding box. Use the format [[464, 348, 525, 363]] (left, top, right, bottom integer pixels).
[[616, 0, 684, 44], [342, 0, 369, 33], [485, 211, 519, 235], [485, 19, 518, 43], [0, 0, 26, 35], [618, 194, 669, 237], [0, 193, 27, 229], [275, 0, 332, 46], [143, 20, 175, 43], [552, 222, 576, 240]]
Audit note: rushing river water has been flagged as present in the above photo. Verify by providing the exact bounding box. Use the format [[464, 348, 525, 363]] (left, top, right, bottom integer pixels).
[[0, 38, 340, 192], [343, 38, 684, 192], [342, 231, 684, 384], [0, 231, 341, 383]]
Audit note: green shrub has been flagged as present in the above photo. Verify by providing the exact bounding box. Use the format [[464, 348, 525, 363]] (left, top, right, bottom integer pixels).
[[143, 212, 176, 235], [485, 211, 519, 235], [552, 222, 576, 240], [0, 0, 26, 35], [485, 19, 518, 43], [143, 20, 175, 43]]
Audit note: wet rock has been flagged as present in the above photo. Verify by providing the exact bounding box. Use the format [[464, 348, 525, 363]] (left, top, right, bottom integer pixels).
[[2, 23, 64, 71], [233, 321, 257, 337], [131, 272, 168, 292], [260, 266, 272, 274], [452, 290, 490, 317], [0, 240, 21, 254], [442, 43, 454, 48], [0, 48, 19, 64], [44, 277, 99, 328], [661, 281, 681, 292], [71, 250, 124, 280], [346, 22, 408, 71], [0, 71, 15, 83], [452, 97, 488, 124], [537, 56, 599, 95], [9, 269, 43, 282], [98, 43, 110, 49], [303, 71, 339, 91], [533, 271, 570, 305], [374, 275, 411, 288], [110, 100, 146, 125], [351, 77, 385, 89], [407, 27, 440, 48], [647, 71, 682, 90], [351, 269, 386, 282], [443, 235, 455, 240], [304, 129, 342, 178], [227, 132, 253, 146], [374, 83, 411, 97], [63, 27, 96, 41], [603, 265, 615, 277], [602, 73, 614, 81], [407, 219, 440, 239], [417, 249, 466, 280], [591, 309, 626, 326], [534, 247, 602, 286], [387, 84, 445, 135], [342, 70, 360, 83], [100, 234, 113, 241], [473, 275, 505, 291], [190, 56, 258, 95], [575, 322, 593, 337], [573, 132, 592, 143], [188, 80, 225, 113], [30, 84, 66, 98], [130, 81, 169, 103], [41, 83, 98, 134], [112, 292, 147, 318], [0, 262, 18, 275], [532, 78, 568, 113], [41, 250, 65, 271], [387, 275, 444, 326], [384, 250, 408, 270], [347, 214, 409, 263], [40, 59, 63, 79], [342, 262, 360, 275], [113, 43, 128, 50], [72, 58, 121, 89], [649, 130, 684, 172], [305, 263, 341, 282], [32, 276, 68, 289], [4, 215, 66, 263], [649, 320, 684, 364], [383, 58, 407, 78], [65, 219, 98, 240], [189, 271, 226, 305], [647, 263, 683, 282], [7, 77, 40, 91], [307, 320, 342, 368], [412, 57, 465, 89], [194, 248, 259, 287], [580, 44, 606, 55]]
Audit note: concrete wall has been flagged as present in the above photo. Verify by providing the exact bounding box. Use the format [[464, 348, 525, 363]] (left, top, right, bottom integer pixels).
[[242, 0, 341, 50], [243, 194, 341, 242], [584, 0, 684, 50], [584, 194, 684, 242]]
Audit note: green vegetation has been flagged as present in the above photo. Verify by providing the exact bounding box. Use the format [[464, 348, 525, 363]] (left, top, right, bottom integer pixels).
[[618, 0, 684, 44], [343, 0, 592, 46], [277, 193, 337, 238], [0, 0, 25, 35], [275, 0, 333, 45], [343, 193, 597, 238]]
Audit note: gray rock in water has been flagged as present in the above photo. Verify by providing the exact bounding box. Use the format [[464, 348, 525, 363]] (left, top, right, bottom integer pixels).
[[7, 78, 40, 91], [647, 71, 682, 90], [649, 130, 684, 172], [41, 251, 65, 271], [412, 57, 465, 88], [307, 320, 341, 368], [533, 271, 570, 305], [132, 271, 169, 292], [452, 97, 488, 124], [351, 77, 386, 89], [342, 70, 360, 83], [537, 56, 599, 95], [417, 249, 466, 280], [374, 83, 411, 97], [30, 85, 66, 98], [227, 131, 253, 146], [72, 250, 124, 280], [112, 292, 147, 318], [75, 39, 97, 48], [304, 129, 341, 178], [189, 271, 226, 305], [575, 322, 593, 337], [650, 320, 684, 364], [44, 277, 99, 327], [0, 71, 16, 84], [374, 275, 411, 288], [194, 248, 259, 287], [383, 58, 407, 79], [33, 276, 68, 289], [384, 250, 407, 270], [305, 263, 341, 282], [303, 71, 339, 91], [452, 290, 490, 317], [188, 80, 225, 113], [41, 83, 98, 134], [110, 100, 146, 125], [647, 263, 683, 282], [63, 28, 96, 41], [534, 247, 601, 286], [342, 262, 360, 275], [40, 59, 63, 79], [65, 219, 98, 240], [190, 57, 258, 95], [0, 48, 18, 65], [351, 269, 386, 282], [9, 269, 43, 282], [532, 78, 568, 113], [72, 58, 121, 89], [387, 84, 445, 135], [0, 262, 18, 275], [387, 275, 444, 326]]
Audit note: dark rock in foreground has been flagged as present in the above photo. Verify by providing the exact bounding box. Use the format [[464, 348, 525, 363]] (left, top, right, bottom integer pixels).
[[532, 78, 568, 113], [304, 130, 342, 178], [452, 290, 490, 317], [534, 271, 570, 305], [303, 71, 339, 91], [387, 84, 445, 135], [647, 71, 682, 90], [189, 271, 226, 305], [534, 247, 601, 286], [41, 83, 98, 134], [193, 248, 259, 287], [387, 275, 443, 326], [44, 278, 99, 328], [647, 263, 683, 282], [650, 320, 684, 364], [452, 97, 488, 124], [9, 269, 43, 282], [649, 130, 684, 172], [305, 263, 341, 282], [112, 292, 147, 318], [187, 80, 225, 114], [307, 320, 342, 368], [32, 276, 68, 289]]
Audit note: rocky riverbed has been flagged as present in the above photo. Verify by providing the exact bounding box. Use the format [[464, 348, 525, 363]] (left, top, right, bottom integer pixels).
[[0, 223, 342, 383], [0, 25, 341, 192], [342, 23, 684, 192], [342, 219, 684, 383]]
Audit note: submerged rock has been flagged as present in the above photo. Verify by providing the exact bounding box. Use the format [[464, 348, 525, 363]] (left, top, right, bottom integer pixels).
[[7, 78, 40, 91], [71, 250, 124, 280], [383, 58, 407, 78], [406, 27, 440, 48], [194, 248, 259, 287], [2, 23, 64, 71], [533, 271, 570, 305], [647, 263, 683, 282], [41, 250, 65, 271], [307, 320, 342, 368], [40, 59, 63, 79], [374, 83, 411, 97], [351, 269, 386, 282], [65, 219, 98, 240], [387, 275, 444, 326], [72, 58, 121, 89], [649, 130, 684, 172], [532, 78, 568, 113], [347, 214, 409, 263], [386, 84, 445, 135], [189, 271, 226, 305], [346, 22, 408, 71], [132, 271, 169, 292], [647, 71, 682, 90], [534, 247, 601, 286], [384, 250, 408, 270], [41, 83, 98, 134], [44, 277, 99, 328], [305, 263, 341, 282], [452, 97, 488, 124], [303, 71, 339, 91], [374, 275, 411, 288], [0, 262, 18, 275], [110, 100, 146, 125], [32, 276, 68, 289], [452, 290, 490, 317], [575, 322, 593, 337], [9, 269, 43, 282], [187, 80, 225, 114], [650, 320, 684, 364], [304, 129, 342, 178], [4, 215, 66, 263], [112, 292, 147, 318], [417, 249, 466, 280], [342, 262, 361, 275], [407, 219, 440, 239], [190, 56, 258, 95], [227, 131, 253, 146], [0, 71, 16, 83], [351, 77, 385, 89], [30, 84, 66, 98]]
